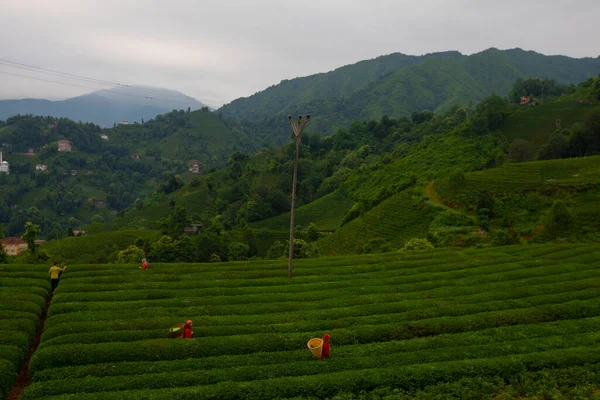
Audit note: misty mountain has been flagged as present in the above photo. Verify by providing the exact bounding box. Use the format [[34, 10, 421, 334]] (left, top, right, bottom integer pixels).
[[0, 87, 206, 127]]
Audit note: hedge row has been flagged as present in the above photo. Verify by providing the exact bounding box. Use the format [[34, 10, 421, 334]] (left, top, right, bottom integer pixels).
[[34, 316, 600, 382], [50, 262, 594, 313], [22, 332, 600, 398], [53, 258, 557, 297], [0, 359, 16, 399], [0, 345, 25, 373], [43, 265, 600, 337], [26, 347, 600, 400], [0, 292, 46, 308], [30, 297, 600, 374], [302, 363, 600, 400], [43, 279, 600, 333], [40, 281, 600, 347], [42, 271, 598, 341], [56, 255, 531, 292], [0, 310, 39, 322]]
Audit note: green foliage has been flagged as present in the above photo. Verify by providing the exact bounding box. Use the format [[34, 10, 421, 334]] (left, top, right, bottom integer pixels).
[[220, 49, 600, 137], [508, 139, 534, 162], [5, 244, 599, 399], [543, 200, 575, 240], [448, 168, 465, 189], [116, 245, 145, 264], [284, 238, 309, 259], [400, 238, 434, 251], [227, 242, 250, 261], [306, 222, 319, 241], [509, 77, 568, 102], [362, 238, 392, 254], [267, 241, 285, 260], [0, 265, 50, 396]]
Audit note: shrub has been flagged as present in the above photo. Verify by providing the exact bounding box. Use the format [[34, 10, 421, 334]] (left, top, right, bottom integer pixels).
[[400, 238, 434, 251], [116, 245, 145, 264], [227, 242, 250, 261]]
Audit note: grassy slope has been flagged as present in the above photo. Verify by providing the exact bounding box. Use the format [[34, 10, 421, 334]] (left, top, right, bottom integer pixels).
[[11, 243, 600, 399], [501, 100, 600, 146], [250, 190, 354, 232], [435, 156, 600, 197], [108, 111, 239, 165], [31, 230, 162, 264], [319, 191, 440, 255], [433, 156, 600, 241]]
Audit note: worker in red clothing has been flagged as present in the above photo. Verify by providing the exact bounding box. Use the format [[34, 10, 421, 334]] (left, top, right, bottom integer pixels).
[[139, 258, 149, 270], [183, 320, 194, 338], [321, 333, 330, 360]]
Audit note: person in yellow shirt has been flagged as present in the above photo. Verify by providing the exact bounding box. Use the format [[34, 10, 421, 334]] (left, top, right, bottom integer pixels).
[[49, 262, 67, 293]]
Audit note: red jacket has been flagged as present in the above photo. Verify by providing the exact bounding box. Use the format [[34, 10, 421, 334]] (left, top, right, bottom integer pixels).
[[184, 323, 193, 338], [322, 334, 330, 359]]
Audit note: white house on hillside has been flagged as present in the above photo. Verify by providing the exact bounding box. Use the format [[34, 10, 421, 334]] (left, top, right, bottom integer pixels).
[[0, 152, 9, 175]]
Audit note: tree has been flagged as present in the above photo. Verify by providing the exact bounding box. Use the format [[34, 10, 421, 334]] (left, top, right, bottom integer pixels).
[[227, 242, 249, 261], [543, 200, 575, 240], [508, 139, 533, 162], [307, 222, 319, 241], [116, 245, 145, 264], [267, 241, 286, 260], [21, 222, 40, 257], [448, 168, 465, 190], [284, 239, 309, 259], [400, 238, 434, 251], [536, 130, 569, 160], [21, 222, 47, 262]]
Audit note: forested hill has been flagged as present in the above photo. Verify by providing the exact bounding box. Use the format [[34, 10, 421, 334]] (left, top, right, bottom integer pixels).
[[0, 108, 263, 237], [218, 48, 600, 137]]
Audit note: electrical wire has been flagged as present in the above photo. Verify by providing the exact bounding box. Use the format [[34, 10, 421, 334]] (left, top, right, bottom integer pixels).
[[0, 58, 227, 105]]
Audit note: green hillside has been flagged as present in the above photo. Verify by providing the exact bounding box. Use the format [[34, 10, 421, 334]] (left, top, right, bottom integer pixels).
[[319, 191, 440, 256], [501, 100, 600, 146], [436, 155, 600, 195], [107, 109, 253, 166], [250, 190, 353, 232], [220, 48, 600, 136], [29, 230, 163, 264], [2, 243, 599, 398]]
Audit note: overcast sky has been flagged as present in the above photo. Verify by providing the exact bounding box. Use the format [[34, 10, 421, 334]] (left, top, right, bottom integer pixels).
[[1, 0, 598, 107]]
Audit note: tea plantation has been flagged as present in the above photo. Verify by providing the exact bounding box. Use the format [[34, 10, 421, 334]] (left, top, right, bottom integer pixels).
[[1, 243, 598, 399], [0, 266, 49, 398]]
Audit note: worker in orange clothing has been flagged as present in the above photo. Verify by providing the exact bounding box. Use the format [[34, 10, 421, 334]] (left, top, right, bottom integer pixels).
[[49, 262, 67, 293], [321, 333, 331, 360], [183, 320, 194, 338]]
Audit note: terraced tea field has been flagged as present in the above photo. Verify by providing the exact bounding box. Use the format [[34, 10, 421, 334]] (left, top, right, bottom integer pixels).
[[319, 191, 439, 255], [1, 242, 598, 399], [0, 267, 50, 399], [435, 155, 600, 199]]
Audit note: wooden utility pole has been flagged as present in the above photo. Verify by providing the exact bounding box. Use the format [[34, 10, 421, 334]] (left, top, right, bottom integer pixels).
[[287, 114, 310, 278]]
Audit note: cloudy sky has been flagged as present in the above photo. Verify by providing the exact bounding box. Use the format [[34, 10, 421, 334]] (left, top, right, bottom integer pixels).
[[1, 0, 598, 107]]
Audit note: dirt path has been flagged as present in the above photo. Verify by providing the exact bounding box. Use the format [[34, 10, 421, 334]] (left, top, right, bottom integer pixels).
[[6, 294, 52, 400], [424, 181, 450, 209]]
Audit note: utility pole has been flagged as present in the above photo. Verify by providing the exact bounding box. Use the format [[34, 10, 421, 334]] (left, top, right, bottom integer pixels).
[[287, 114, 310, 278]]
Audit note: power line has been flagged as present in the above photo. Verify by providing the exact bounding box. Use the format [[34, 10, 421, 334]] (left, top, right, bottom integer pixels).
[[0, 58, 191, 100], [0, 70, 113, 92], [0, 58, 227, 105]]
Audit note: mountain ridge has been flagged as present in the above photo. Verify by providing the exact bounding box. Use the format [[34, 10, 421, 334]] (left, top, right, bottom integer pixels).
[[0, 87, 206, 128]]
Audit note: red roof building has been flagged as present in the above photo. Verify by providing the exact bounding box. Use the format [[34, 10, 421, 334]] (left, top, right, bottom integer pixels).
[[1, 237, 28, 256]]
